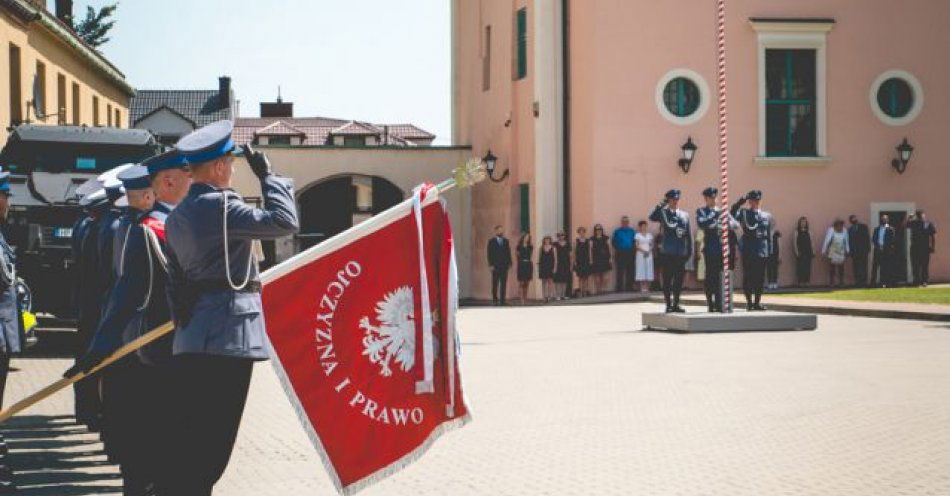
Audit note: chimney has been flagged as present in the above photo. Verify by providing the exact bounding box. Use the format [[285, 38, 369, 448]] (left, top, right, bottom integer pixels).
[[55, 0, 73, 23], [260, 88, 294, 118], [219, 76, 231, 108]]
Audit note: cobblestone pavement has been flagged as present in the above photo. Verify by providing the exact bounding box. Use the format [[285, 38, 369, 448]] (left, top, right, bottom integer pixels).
[[4, 303, 950, 495]]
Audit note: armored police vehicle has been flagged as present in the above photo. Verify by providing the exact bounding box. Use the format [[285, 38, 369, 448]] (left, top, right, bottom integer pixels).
[[0, 124, 159, 318]]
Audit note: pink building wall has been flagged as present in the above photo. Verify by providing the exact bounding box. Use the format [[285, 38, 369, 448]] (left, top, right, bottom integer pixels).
[[454, 0, 537, 299], [455, 0, 950, 298]]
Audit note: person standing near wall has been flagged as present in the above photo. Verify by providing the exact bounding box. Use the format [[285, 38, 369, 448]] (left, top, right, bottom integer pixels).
[[634, 221, 654, 294], [793, 217, 814, 287], [487, 225, 512, 305], [590, 224, 612, 295], [872, 214, 897, 288], [553, 232, 572, 300], [574, 227, 592, 297], [907, 210, 936, 287], [822, 219, 850, 288], [515, 232, 534, 305], [538, 236, 556, 302], [611, 217, 636, 292], [848, 215, 871, 288]]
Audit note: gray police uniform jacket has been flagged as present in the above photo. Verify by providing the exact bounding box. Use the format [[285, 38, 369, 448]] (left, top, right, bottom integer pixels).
[[732, 207, 773, 259], [649, 205, 692, 257], [0, 230, 22, 355], [165, 175, 299, 360]]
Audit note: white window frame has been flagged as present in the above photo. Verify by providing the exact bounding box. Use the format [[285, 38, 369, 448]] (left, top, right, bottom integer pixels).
[[655, 68, 711, 126], [752, 20, 833, 163], [869, 69, 924, 126]]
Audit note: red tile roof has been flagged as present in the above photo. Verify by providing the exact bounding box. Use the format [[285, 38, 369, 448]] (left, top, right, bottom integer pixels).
[[254, 120, 306, 137], [330, 121, 382, 136], [233, 117, 435, 146]]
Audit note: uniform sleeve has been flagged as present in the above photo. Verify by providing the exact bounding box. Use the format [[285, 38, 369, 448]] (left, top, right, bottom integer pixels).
[[86, 226, 148, 355], [164, 236, 186, 329], [225, 175, 300, 240], [648, 204, 664, 222], [696, 208, 713, 230]]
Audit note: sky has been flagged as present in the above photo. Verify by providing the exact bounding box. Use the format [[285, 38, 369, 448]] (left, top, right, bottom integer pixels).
[[67, 0, 452, 143]]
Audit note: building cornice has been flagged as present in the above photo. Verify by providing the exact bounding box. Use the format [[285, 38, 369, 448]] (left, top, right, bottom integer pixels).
[[2, 0, 135, 98], [749, 17, 835, 33]]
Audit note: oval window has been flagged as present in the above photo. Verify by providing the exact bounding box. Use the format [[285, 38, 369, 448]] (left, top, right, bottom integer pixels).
[[662, 77, 701, 117], [876, 78, 914, 118]]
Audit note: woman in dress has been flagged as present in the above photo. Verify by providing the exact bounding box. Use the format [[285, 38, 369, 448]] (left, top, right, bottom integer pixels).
[[793, 217, 814, 287], [822, 219, 850, 287], [590, 224, 611, 295], [634, 220, 654, 293], [537, 236, 556, 302], [553, 232, 572, 300], [516, 232, 534, 305], [574, 227, 592, 297]]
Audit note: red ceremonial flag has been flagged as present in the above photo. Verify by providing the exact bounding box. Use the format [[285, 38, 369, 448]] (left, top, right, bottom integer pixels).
[[261, 184, 470, 495]]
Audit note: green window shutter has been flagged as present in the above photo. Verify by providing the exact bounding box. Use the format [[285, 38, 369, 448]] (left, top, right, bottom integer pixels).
[[519, 183, 530, 233], [516, 8, 527, 80]]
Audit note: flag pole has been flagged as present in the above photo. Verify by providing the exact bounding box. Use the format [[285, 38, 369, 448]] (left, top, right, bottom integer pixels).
[[0, 159, 487, 424]]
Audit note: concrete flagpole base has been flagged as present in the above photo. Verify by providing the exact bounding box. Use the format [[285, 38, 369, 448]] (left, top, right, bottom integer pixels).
[[642, 310, 817, 333]]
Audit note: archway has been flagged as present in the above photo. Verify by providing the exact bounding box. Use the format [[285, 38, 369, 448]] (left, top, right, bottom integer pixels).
[[296, 174, 404, 251]]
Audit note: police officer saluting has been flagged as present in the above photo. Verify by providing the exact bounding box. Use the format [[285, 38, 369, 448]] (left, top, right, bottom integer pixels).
[[696, 187, 738, 312], [731, 190, 772, 311], [162, 120, 298, 494], [0, 170, 22, 494], [649, 189, 692, 313]]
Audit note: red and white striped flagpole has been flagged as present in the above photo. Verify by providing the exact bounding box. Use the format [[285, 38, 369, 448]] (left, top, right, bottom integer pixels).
[[715, 0, 733, 313]]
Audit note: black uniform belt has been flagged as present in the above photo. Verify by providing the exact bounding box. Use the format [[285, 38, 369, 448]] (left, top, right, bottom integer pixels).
[[191, 279, 262, 293]]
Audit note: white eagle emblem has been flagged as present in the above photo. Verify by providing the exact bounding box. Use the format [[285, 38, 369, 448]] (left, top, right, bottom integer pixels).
[[360, 286, 415, 377]]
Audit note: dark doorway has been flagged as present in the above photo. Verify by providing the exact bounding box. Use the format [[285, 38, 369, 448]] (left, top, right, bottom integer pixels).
[[881, 210, 908, 283], [297, 175, 403, 252], [372, 176, 403, 215]]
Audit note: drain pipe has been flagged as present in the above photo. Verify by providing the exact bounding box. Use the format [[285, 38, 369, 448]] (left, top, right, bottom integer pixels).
[[561, 0, 572, 236]]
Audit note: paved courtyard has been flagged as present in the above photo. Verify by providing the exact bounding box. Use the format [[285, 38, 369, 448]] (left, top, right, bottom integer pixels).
[[3, 303, 950, 495]]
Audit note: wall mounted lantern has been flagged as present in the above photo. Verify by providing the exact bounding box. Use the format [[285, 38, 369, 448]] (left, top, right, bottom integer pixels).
[[678, 136, 697, 173], [891, 137, 913, 174], [483, 149, 509, 182]]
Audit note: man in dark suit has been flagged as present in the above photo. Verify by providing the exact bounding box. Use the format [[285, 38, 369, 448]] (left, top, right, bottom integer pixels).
[[486, 225, 512, 305], [848, 215, 871, 287], [871, 214, 897, 287], [907, 209, 937, 286]]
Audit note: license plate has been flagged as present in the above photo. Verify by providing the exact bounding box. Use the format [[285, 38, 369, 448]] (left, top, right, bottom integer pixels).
[[53, 228, 72, 238]]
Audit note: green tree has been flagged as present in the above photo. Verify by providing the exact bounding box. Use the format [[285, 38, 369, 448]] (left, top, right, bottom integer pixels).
[[72, 3, 118, 48]]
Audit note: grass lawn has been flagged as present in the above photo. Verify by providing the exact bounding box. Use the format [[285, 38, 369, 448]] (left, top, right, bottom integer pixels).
[[774, 286, 950, 305]]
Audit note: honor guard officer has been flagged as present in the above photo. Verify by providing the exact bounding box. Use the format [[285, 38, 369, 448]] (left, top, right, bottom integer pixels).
[[67, 165, 165, 495], [92, 165, 134, 462], [696, 187, 738, 312], [649, 189, 692, 313], [0, 170, 21, 494], [731, 190, 773, 311], [163, 120, 298, 495], [147, 149, 192, 220], [72, 189, 113, 431]]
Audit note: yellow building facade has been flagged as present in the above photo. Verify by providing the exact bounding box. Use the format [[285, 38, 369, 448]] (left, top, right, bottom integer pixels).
[[0, 0, 133, 146]]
